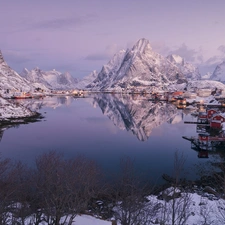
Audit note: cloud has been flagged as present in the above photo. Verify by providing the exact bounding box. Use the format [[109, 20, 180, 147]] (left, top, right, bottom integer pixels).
[[1, 15, 95, 34], [151, 41, 171, 56], [205, 56, 222, 66], [27, 14, 97, 31], [198, 44, 225, 74], [150, 42, 204, 65], [170, 43, 197, 62], [105, 43, 120, 56], [204, 45, 225, 67], [85, 53, 109, 61], [85, 43, 121, 61], [3, 50, 32, 64], [169, 43, 204, 64], [218, 45, 225, 54]]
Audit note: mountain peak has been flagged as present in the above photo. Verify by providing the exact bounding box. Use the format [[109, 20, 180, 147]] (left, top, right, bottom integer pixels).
[[167, 54, 201, 80], [210, 60, 225, 83], [0, 50, 5, 64], [167, 54, 184, 65], [33, 66, 42, 72], [20, 68, 30, 78], [131, 38, 152, 54]]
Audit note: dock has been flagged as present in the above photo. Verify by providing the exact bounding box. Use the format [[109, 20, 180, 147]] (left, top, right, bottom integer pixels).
[[184, 121, 209, 125]]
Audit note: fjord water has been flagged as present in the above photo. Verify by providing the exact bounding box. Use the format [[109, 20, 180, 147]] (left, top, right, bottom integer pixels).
[[0, 94, 212, 184]]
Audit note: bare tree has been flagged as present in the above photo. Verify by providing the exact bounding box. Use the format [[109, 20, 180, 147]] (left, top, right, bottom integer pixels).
[[198, 197, 216, 225], [0, 157, 28, 225], [213, 158, 225, 224], [10, 163, 38, 225], [159, 151, 192, 225], [112, 156, 159, 225], [32, 151, 101, 225]]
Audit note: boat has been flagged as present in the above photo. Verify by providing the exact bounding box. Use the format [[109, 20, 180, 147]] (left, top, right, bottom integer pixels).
[[11, 92, 32, 99]]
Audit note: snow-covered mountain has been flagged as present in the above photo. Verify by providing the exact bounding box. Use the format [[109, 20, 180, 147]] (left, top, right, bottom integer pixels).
[[87, 38, 187, 91], [0, 50, 33, 97], [76, 70, 98, 89], [166, 54, 201, 80], [20, 67, 78, 90], [210, 61, 225, 83], [92, 93, 178, 141]]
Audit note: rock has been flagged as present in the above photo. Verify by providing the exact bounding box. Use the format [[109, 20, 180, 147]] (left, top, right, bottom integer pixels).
[[203, 186, 217, 195]]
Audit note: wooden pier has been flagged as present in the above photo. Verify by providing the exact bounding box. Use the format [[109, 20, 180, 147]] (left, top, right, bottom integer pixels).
[[184, 121, 209, 125]]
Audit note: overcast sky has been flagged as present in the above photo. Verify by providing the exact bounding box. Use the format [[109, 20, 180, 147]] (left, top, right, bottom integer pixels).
[[1, 0, 225, 78]]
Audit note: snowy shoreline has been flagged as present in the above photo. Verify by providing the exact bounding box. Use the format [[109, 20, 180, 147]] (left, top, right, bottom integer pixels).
[[0, 96, 43, 124]]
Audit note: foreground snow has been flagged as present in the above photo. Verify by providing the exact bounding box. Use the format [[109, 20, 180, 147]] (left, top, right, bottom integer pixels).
[[147, 191, 223, 225], [19, 190, 225, 225], [67, 215, 112, 225], [70, 192, 225, 225]]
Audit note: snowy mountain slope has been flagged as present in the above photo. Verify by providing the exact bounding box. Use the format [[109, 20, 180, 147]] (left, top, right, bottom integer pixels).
[[93, 93, 178, 141], [0, 95, 73, 122], [167, 79, 225, 93], [184, 80, 225, 91], [210, 61, 225, 83], [0, 51, 33, 97], [76, 70, 98, 89], [87, 38, 187, 91], [20, 67, 78, 90], [167, 54, 201, 80], [0, 51, 44, 120], [58, 72, 78, 86], [0, 97, 35, 121]]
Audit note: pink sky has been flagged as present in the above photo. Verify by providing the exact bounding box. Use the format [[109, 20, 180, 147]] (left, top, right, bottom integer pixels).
[[0, 0, 225, 78]]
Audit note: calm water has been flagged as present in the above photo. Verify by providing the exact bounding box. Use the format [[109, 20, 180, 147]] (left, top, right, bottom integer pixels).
[[0, 94, 217, 184]]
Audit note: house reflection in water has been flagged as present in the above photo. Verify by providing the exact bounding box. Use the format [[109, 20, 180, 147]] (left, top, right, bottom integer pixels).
[[183, 106, 225, 158]]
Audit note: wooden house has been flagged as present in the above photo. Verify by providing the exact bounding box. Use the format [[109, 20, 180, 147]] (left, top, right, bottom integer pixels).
[[176, 97, 187, 105], [210, 113, 225, 128], [207, 109, 218, 119], [197, 112, 208, 123], [172, 91, 183, 96], [198, 134, 209, 142], [198, 151, 209, 158]]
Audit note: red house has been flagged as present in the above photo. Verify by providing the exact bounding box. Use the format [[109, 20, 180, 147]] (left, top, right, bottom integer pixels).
[[210, 114, 225, 128], [198, 112, 207, 119], [198, 151, 209, 158], [197, 112, 208, 123], [207, 109, 218, 119], [198, 134, 209, 141]]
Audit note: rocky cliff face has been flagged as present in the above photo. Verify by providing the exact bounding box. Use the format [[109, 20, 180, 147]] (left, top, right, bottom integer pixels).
[[76, 70, 98, 89], [166, 54, 201, 80], [210, 61, 225, 83], [0, 51, 32, 96], [87, 38, 187, 91]]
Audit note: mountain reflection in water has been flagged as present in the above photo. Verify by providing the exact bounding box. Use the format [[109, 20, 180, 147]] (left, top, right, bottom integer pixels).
[[92, 93, 179, 141], [0, 94, 224, 184]]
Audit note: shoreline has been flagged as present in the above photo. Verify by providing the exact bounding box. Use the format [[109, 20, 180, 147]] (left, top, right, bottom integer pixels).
[[0, 112, 44, 127]]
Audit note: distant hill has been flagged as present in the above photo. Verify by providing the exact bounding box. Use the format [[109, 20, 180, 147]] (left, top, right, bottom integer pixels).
[[76, 70, 98, 89], [210, 61, 225, 83], [20, 67, 78, 90]]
